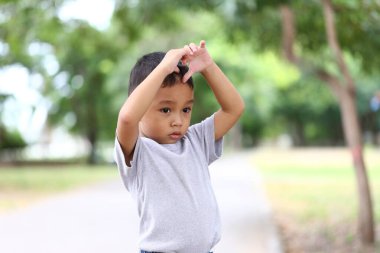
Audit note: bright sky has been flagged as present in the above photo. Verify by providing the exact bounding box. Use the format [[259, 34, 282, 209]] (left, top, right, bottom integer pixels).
[[58, 0, 115, 30], [0, 0, 114, 143]]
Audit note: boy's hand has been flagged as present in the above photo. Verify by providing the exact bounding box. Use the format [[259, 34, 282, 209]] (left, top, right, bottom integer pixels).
[[160, 48, 189, 75], [182, 40, 214, 83]]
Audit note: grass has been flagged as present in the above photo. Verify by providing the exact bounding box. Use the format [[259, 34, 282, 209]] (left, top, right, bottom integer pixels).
[[0, 164, 118, 212], [251, 147, 380, 252]]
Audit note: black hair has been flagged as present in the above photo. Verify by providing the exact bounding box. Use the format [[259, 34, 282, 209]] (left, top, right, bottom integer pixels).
[[128, 51, 194, 96]]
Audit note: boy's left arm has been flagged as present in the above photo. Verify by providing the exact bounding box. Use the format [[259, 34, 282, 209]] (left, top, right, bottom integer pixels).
[[183, 41, 245, 140], [201, 62, 245, 140]]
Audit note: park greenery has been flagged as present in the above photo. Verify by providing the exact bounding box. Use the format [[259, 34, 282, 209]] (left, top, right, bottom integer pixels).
[[1, 0, 380, 250], [254, 148, 380, 252], [1, 0, 379, 157], [0, 164, 116, 212]]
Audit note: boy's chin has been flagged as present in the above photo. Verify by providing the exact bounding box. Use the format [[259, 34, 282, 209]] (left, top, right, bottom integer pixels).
[[149, 136, 178, 144], [160, 139, 178, 144], [160, 137, 181, 144]]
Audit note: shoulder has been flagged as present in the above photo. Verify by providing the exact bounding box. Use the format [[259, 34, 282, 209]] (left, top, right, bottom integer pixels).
[[187, 114, 215, 135], [114, 136, 158, 166], [186, 114, 215, 143]]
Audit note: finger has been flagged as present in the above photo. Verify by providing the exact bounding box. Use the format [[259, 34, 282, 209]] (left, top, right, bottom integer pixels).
[[174, 66, 180, 73], [183, 45, 193, 55], [182, 70, 193, 83], [189, 43, 197, 52], [200, 40, 206, 48]]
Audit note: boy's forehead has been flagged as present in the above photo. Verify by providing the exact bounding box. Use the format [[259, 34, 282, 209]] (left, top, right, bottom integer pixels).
[[155, 84, 194, 102], [157, 84, 194, 98]]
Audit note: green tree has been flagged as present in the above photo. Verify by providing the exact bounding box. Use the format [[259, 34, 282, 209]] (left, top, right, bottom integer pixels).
[[0, 0, 64, 153], [273, 77, 343, 146], [0, 94, 26, 151], [0, 0, 141, 163], [45, 21, 122, 164], [218, 0, 378, 245], [124, 0, 378, 247]]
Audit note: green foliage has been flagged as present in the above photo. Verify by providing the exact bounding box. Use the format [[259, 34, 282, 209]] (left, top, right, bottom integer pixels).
[[48, 21, 119, 139], [272, 77, 344, 146], [212, 0, 380, 146], [1, 0, 143, 163], [356, 74, 380, 141], [293, 1, 380, 73], [0, 126, 27, 149], [0, 0, 65, 68], [0, 94, 27, 150], [1, 0, 380, 156], [102, 4, 380, 147]]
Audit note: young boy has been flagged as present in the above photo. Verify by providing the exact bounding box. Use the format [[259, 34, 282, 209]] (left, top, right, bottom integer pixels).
[[114, 40, 245, 253]]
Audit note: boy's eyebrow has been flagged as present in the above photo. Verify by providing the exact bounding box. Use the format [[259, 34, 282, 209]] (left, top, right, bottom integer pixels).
[[158, 100, 175, 105], [158, 99, 194, 105]]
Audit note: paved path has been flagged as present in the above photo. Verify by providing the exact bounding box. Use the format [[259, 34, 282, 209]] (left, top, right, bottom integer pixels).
[[0, 152, 282, 253]]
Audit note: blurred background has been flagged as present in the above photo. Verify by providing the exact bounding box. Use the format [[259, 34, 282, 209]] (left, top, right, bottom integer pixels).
[[0, 0, 379, 252]]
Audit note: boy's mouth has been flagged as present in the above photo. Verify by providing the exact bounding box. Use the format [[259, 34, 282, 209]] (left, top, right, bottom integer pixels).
[[169, 131, 182, 140]]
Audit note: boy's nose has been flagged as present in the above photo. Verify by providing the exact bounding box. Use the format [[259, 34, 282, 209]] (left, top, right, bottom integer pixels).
[[171, 114, 183, 127]]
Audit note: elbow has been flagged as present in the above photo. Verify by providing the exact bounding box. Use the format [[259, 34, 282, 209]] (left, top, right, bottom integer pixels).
[[237, 99, 245, 118], [118, 109, 138, 127], [223, 98, 245, 119], [226, 99, 245, 121]]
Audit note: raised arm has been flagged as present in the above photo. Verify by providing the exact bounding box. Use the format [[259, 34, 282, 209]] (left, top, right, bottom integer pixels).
[[201, 62, 245, 140], [117, 48, 188, 165], [183, 41, 245, 140]]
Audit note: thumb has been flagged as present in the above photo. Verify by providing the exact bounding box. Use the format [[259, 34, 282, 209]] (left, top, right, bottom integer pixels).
[[182, 70, 193, 83], [200, 40, 206, 48]]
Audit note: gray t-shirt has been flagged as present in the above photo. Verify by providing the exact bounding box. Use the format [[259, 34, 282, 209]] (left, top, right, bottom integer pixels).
[[114, 114, 223, 253]]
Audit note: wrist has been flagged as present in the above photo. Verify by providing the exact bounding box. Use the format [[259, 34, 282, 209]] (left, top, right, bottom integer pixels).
[[142, 63, 172, 89], [200, 61, 217, 76], [153, 62, 177, 83], [156, 61, 173, 76]]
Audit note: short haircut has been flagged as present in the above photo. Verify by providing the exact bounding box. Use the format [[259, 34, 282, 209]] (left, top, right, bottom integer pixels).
[[128, 51, 194, 96]]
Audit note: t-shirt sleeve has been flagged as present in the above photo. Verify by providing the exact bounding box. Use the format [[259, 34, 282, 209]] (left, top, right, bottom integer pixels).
[[113, 136, 140, 191], [187, 113, 223, 165]]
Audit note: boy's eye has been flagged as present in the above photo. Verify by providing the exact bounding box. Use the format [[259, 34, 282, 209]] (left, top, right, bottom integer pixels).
[[183, 107, 192, 113], [160, 108, 171, 113]]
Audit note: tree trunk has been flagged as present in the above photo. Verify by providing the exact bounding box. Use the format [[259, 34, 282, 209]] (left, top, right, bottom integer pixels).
[[280, 2, 375, 245], [86, 75, 99, 165], [290, 121, 305, 146], [87, 130, 98, 164], [339, 88, 375, 244], [322, 0, 375, 244]]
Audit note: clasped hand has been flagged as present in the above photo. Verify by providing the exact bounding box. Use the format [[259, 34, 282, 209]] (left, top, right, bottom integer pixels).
[[162, 40, 214, 83]]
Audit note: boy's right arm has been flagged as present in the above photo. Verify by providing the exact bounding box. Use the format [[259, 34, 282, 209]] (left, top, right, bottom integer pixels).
[[116, 48, 190, 165]]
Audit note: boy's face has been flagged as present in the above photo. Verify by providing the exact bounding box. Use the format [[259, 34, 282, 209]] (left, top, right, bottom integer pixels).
[[139, 82, 194, 144]]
